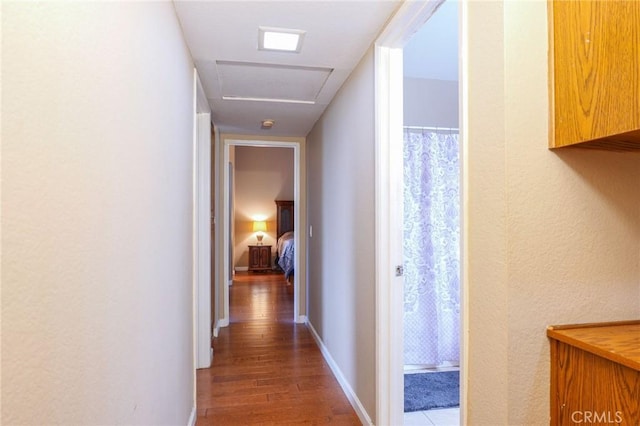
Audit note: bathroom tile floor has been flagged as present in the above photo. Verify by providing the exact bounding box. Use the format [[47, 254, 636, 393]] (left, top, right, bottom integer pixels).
[[404, 407, 460, 425]]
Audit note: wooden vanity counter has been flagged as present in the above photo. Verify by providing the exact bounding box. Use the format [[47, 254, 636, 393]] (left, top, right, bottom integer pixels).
[[547, 320, 640, 425]]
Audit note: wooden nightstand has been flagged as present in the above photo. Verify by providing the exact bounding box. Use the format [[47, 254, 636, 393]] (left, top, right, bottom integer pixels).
[[248, 245, 271, 272]]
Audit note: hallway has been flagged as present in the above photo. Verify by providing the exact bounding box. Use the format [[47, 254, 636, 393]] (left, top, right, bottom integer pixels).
[[196, 273, 361, 425]]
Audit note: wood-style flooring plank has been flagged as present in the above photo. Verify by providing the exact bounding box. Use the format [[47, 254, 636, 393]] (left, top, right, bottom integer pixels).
[[196, 272, 361, 425]]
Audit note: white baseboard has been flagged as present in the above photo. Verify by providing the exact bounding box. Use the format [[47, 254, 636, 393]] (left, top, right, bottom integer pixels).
[[235, 266, 248, 272], [297, 315, 308, 324], [305, 319, 373, 426], [218, 317, 229, 328], [187, 406, 196, 426]]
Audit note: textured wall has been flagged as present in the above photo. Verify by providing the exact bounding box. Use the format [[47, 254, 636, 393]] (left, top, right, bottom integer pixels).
[[465, 1, 640, 424], [463, 2, 509, 423], [306, 47, 377, 421], [2, 3, 195, 424]]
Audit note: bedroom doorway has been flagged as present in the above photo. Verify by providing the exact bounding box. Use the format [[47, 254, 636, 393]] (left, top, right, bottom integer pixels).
[[220, 138, 305, 327], [374, 0, 464, 424]]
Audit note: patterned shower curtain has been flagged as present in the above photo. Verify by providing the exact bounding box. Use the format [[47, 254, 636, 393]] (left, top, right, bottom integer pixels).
[[403, 128, 460, 366]]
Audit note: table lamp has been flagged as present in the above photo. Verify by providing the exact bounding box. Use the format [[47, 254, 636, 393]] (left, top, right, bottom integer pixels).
[[252, 220, 267, 245]]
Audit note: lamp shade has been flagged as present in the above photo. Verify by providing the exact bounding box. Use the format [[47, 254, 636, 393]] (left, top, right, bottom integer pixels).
[[252, 221, 267, 232]]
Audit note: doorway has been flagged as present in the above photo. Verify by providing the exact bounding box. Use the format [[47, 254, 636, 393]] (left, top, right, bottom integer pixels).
[[374, 1, 464, 424], [402, 2, 460, 424], [220, 138, 304, 326]]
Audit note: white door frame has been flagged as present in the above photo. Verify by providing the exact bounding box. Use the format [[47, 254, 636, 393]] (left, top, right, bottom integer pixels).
[[221, 139, 303, 325], [374, 42, 405, 426], [374, 1, 464, 424], [194, 69, 213, 370]]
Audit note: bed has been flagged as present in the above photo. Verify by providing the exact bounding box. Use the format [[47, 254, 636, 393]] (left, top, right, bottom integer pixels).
[[274, 200, 294, 281], [277, 231, 295, 280]]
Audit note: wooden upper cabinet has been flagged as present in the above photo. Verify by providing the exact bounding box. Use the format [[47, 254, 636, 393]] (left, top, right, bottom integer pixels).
[[549, 0, 640, 150]]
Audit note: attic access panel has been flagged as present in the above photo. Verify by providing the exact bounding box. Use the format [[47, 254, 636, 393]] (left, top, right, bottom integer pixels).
[[216, 60, 333, 104]]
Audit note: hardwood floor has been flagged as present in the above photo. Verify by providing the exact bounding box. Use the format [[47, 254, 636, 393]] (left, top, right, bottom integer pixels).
[[196, 272, 361, 425]]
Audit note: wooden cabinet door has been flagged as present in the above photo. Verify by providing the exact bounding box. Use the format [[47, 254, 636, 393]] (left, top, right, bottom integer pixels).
[[249, 246, 261, 270], [275, 200, 294, 238], [259, 246, 270, 268], [248, 246, 271, 271], [549, 0, 640, 150]]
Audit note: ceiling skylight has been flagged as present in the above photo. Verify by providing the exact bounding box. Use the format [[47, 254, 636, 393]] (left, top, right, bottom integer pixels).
[[258, 27, 305, 53]]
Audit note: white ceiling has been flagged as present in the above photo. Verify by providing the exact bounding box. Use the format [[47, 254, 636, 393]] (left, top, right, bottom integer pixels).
[[174, 1, 401, 137]]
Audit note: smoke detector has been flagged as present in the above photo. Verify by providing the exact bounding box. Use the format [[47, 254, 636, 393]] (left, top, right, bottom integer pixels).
[[261, 119, 275, 129]]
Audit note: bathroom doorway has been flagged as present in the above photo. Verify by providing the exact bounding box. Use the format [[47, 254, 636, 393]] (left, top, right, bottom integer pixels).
[[402, 2, 460, 424], [374, 0, 462, 424]]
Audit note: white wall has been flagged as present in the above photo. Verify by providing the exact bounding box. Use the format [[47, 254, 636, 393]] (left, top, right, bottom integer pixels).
[[306, 47, 377, 421], [403, 0, 458, 129], [2, 3, 196, 424], [403, 78, 458, 128], [464, 2, 640, 424]]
